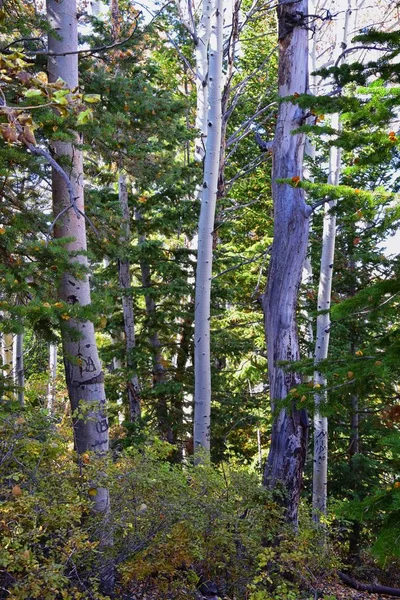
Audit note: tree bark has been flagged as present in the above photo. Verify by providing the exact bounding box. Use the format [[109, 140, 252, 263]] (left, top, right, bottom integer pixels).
[[47, 342, 57, 413], [47, 0, 113, 592], [117, 174, 141, 422], [312, 2, 351, 523], [13, 332, 24, 406], [193, 0, 223, 458], [312, 113, 341, 521], [262, 0, 310, 526]]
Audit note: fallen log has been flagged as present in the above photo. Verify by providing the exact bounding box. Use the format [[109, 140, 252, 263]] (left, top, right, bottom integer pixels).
[[338, 571, 400, 597]]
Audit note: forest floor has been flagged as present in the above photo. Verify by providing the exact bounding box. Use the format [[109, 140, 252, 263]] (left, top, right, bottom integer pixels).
[[315, 581, 397, 599]]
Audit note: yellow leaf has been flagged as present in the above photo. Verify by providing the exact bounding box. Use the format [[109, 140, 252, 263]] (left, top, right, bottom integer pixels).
[[300, 395, 307, 402], [374, 360, 382, 366], [355, 350, 363, 356], [61, 313, 70, 320], [313, 383, 321, 389], [53, 302, 63, 308], [0, 226, 5, 234], [347, 371, 354, 379], [88, 487, 97, 496]]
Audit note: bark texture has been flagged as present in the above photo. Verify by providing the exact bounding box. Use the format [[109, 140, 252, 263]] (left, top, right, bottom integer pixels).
[[312, 0, 350, 521], [13, 332, 24, 406], [47, 1, 113, 591], [47, 342, 57, 413], [193, 0, 223, 456], [262, 0, 310, 525]]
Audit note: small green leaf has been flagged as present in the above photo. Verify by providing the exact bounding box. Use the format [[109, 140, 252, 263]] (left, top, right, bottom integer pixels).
[[77, 108, 93, 125], [83, 94, 101, 103], [23, 88, 43, 98]]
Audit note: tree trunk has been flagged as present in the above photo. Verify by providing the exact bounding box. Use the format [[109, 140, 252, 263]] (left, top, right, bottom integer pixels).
[[262, 0, 310, 526], [194, 0, 213, 161], [312, 2, 351, 523], [47, 342, 57, 413], [193, 0, 223, 458], [47, 0, 113, 592], [312, 113, 341, 521], [13, 332, 24, 406], [117, 173, 141, 422]]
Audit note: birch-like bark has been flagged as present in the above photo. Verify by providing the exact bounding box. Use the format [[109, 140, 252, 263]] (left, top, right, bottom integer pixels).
[[2, 331, 13, 382], [13, 332, 24, 406], [262, 0, 310, 526], [117, 173, 140, 422], [47, 342, 57, 413], [193, 0, 223, 457], [312, 0, 351, 523], [194, 0, 213, 161], [47, 0, 112, 591], [312, 118, 340, 520]]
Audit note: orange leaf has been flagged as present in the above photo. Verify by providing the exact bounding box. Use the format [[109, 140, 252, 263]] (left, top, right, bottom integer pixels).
[[12, 485, 22, 496]]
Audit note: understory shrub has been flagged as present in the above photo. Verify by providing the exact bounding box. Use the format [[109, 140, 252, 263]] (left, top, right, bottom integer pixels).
[[0, 405, 340, 599]]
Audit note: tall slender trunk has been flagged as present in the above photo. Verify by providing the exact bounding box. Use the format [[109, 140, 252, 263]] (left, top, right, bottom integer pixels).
[[262, 0, 310, 526], [117, 174, 140, 422], [312, 127, 340, 520], [47, 0, 113, 591], [193, 0, 223, 457], [13, 332, 24, 406], [2, 331, 13, 382], [194, 0, 213, 162], [312, 1, 351, 523], [47, 342, 57, 413]]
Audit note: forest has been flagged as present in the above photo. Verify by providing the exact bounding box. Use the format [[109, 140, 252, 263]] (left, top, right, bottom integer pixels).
[[0, 0, 400, 598]]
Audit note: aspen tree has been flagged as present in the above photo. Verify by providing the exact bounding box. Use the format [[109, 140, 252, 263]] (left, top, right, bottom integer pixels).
[[13, 332, 24, 406], [193, 0, 224, 456], [47, 0, 109, 465], [262, 0, 310, 525], [312, 0, 351, 523], [46, 5, 113, 591]]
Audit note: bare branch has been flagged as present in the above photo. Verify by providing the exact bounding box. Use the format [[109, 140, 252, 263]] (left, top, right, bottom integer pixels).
[[29, 18, 140, 56], [213, 246, 271, 279]]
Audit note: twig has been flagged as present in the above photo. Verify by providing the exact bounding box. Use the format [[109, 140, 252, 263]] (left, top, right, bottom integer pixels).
[[213, 247, 271, 279], [29, 18, 140, 56]]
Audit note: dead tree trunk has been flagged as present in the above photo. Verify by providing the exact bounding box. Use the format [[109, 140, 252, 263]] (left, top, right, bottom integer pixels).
[[262, 0, 310, 526]]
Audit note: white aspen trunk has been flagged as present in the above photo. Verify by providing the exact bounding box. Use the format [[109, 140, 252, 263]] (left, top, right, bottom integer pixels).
[[13, 332, 24, 406], [47, 342, 57, 413], [312, 0, 351, 523], [2, 331, 13, 381], [262, 0, 310, 526], [193, 0, 223, 457], [117, 173, 140, 422], [194, 0, 213, 161], [47, 0, 113, 591]]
